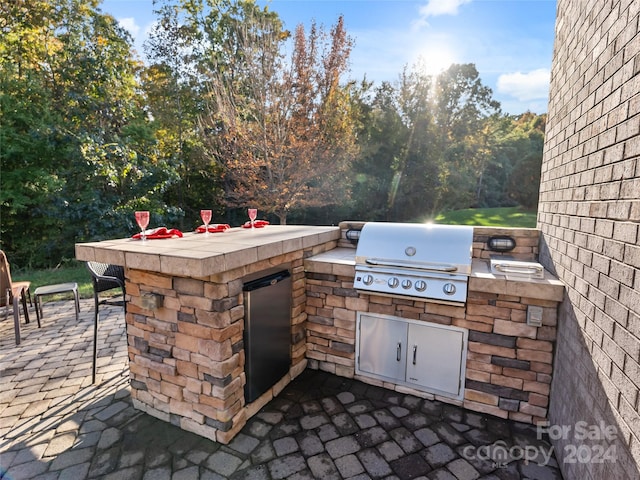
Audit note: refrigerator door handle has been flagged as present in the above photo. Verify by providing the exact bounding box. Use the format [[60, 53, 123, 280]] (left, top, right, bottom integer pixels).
[[243, 270, 291, 291]]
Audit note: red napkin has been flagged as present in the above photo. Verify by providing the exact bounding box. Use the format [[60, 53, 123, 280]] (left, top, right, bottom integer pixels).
[[132, 227, 183, 239], [196, 224, 230, 233], [242, 220, 269, 228]]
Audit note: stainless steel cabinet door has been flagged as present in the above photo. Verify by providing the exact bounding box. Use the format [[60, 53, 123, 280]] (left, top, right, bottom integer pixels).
[[405, 323, 464, 396], [358, 314, 407, 381]]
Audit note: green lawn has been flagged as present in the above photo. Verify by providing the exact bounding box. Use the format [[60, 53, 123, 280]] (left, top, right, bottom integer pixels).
[[13, 261, 94, 300], [433, 207, 537, 228]]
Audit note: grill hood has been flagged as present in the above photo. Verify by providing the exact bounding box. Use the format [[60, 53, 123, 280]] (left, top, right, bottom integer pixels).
[[353, 223, 474, 304], [355, 223, 474, 275]]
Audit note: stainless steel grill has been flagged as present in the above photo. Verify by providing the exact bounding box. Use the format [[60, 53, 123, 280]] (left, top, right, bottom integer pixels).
[[353, 222, 474, 305]]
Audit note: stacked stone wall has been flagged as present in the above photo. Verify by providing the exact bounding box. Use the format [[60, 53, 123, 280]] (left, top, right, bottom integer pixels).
[[339, 221, 541, 261], [125, 242, 335, 444], [304, 266, 560, 425]]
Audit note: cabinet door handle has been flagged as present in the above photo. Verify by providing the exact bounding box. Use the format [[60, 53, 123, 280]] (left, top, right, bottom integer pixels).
[[396, 342, 402, 362], [412, 345, 417, 365]]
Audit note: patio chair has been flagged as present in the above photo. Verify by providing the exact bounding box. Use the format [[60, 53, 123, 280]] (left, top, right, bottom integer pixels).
[[0, 250, 38, 345], [34, 282, 80, 324], [86, 261, 126, 383]]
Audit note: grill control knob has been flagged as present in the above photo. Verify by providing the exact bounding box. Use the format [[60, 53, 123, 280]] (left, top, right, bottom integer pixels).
[[362, 274, 374, 286], [401, 279, 412, 290], [414, 280, 427, 292], [388, 277, 399, 289], [443, 283, 457, 295]]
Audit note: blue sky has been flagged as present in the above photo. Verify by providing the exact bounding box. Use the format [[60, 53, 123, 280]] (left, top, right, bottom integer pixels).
[[99, 0, 557, 115]]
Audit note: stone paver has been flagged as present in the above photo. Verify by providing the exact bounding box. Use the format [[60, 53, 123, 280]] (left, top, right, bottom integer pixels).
[[0, 299, 565, 479]]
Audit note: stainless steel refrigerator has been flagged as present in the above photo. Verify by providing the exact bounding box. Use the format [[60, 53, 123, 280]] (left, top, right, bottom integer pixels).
[[243, 269, 292, 403]]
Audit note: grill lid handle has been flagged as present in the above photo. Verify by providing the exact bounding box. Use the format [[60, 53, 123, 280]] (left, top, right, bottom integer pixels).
[[365, 258, 458, 272]]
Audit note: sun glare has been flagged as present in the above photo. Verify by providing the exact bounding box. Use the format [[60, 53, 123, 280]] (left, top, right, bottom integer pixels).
[[414, 43, 457, 76]]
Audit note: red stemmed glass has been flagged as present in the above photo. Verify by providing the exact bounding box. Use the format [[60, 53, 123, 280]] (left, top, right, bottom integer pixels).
[[200, 209, 212, 235], [135, 211, 150, 241], [248, 208, 257, 229]]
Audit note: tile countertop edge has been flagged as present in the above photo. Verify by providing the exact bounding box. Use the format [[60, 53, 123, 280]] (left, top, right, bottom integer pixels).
[[75, 225, 341, 277]]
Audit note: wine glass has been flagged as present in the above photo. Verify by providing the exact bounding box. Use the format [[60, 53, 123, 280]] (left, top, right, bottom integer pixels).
[[248, 208, 257, 229], [200, 209, 212, 235], [135, 211, 150, 241]]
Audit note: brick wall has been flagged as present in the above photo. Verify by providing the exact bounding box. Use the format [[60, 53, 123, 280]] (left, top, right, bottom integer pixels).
[[538, 0, 640, 478]]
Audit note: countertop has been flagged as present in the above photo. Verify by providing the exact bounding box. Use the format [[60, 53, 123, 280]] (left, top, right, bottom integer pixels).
[[305, 248, 565, 302], [469, 258, 564, 302], [75, 225, 340, 278]]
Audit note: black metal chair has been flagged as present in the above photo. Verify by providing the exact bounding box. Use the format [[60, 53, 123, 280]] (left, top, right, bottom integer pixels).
[[86, 261, 126, 384]]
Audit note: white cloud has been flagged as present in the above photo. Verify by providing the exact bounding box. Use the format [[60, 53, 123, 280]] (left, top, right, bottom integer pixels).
[[118, 17, 141, 39], [419, 0, 472, 18], [497, 68, 551, 101]]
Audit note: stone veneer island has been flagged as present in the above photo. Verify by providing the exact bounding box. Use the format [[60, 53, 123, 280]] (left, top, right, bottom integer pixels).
[[76, 225, 340, 443], [76, 222, 564, 444]]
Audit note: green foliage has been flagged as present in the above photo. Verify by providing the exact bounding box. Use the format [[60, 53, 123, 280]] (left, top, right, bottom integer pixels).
[[351, 62, 520, 222], [1, 0, 547, 269], [143, 2, 226, 227], [0, 0, 178, 267], [503, 113, 545, 209], [351, 80, 408, 221]]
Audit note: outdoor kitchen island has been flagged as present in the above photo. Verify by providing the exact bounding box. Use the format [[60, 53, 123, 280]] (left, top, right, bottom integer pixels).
[[75, 225, 341, 444], [75, 221, 564, 445]]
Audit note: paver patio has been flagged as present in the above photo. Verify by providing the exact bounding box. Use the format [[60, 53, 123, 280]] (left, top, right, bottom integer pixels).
[[1, 298, 564, 479]]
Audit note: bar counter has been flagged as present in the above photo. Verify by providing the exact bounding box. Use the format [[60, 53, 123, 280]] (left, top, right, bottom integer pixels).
[[75, 225, 340, 443], [75, 225, 340, 277]]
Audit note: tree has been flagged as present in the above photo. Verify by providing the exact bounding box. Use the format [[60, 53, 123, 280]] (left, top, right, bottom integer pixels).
[[350, 80, 402, 220], [430, 64, 501, 212], [0, 1, 66, 265], [504, 112, 546, 209], [471, 114, 514, 207], [388, 63, 440, 221], [350, 62, 505, 221], [202, 13, 358, 224], [143, 0, 229, 229], [0, 0, 157, 267]]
